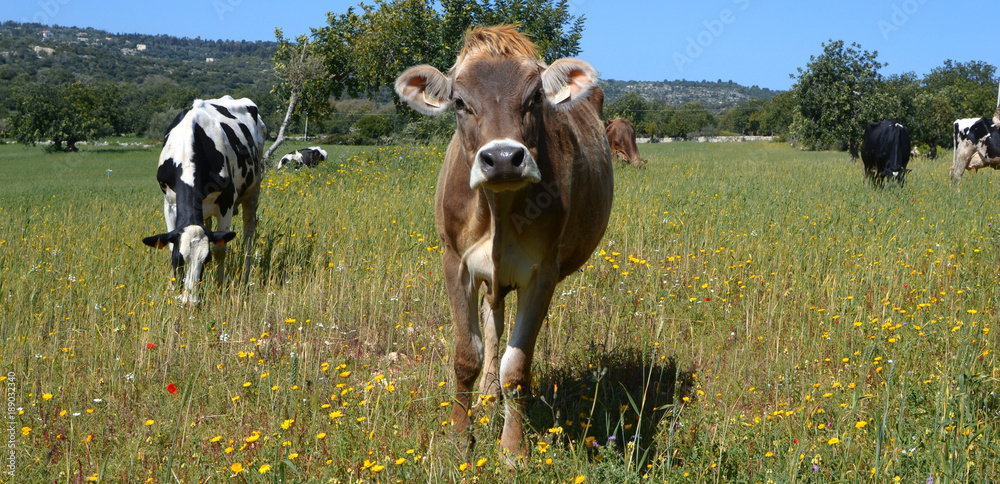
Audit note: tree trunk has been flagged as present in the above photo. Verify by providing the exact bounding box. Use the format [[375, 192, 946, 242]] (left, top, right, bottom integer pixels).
[[263, 89, 299, 167]]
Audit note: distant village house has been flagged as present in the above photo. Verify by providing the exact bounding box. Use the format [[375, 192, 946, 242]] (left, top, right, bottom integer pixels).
[[41, 30, 53, 40]]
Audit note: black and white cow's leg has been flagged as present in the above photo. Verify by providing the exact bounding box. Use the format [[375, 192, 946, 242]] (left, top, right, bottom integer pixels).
[[211, 215, 231, 287], [951, 144, 976, 183], [163, 196, 178, 290], [240, 191, 260, 284]]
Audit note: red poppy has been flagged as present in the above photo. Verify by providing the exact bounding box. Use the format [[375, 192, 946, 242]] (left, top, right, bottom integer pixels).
[[147, 343, 156, 349], [793, 439, 798, 444], [705, 297, 711, 302], [167, 383, 178, 394]]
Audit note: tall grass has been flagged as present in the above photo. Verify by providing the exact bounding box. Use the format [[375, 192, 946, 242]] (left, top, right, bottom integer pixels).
[[0, 140, 996, 483]]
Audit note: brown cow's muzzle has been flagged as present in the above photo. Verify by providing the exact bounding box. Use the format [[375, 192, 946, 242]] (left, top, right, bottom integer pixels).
[[469, 139, 541, 191]]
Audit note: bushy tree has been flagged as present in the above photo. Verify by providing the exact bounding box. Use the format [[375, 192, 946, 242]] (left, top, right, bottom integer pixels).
[[666, 102, 716, 139], [923, 60, 997, 118], [790, 40, 891, 157], [435, 0, 583, 66], [354, 115, 392, 139], [10, 82, 122, 151], [265, 29, 326, 160], [758, 91, 795, 136], [308, 0, 584, 103], [719, 98, 768, 135], [604, 92, 647, 127]]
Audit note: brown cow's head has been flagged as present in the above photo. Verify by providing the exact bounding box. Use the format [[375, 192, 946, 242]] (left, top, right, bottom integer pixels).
[[395, 26, 598, 192]]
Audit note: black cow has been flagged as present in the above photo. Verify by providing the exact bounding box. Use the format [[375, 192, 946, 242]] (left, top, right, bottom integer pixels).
[[861, 120, 911, 187], [950, 113, 1000, 183], [142, 96, 266, 304], [276, 146, 328, 170]]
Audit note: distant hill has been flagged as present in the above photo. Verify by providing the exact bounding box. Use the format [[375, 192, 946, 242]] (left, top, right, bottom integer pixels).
[[0, 21, 277, 98], [600, 79, 780, 108], [0, 20, 783, 139]]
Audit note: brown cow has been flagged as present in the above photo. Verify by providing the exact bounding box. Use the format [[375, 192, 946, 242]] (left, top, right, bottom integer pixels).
[[605, 117, 645, 166], [395, 25, 613, 461]]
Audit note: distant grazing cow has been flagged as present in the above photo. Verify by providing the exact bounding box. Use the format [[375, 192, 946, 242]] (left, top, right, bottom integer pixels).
[[950, 111, 1000, 182], [277, 146, 328, 170], [142, 96, 266, 304], [605, 117, 645, 166], [395, 25, 613, 460], [861, 120, 911, 187]]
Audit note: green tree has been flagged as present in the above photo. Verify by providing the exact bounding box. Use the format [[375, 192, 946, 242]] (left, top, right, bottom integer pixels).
[[10, 82, 122, 151], [790, 40, 889, 157], [719, 98, 769, 135], [310, 0, 584, 103], [354, 115, 392, 140], [909, 90, 953, 155], [311, 0, 441, 102], [922, 60, 997, 118], [757, 91, 795, 136], [604, 92, 647, 127], [265, 29, 326, 161], [666, 102, 716, 139], [435, 0, 584, 66]]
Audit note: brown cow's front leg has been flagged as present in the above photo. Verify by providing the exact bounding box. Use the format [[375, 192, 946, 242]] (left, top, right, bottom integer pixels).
[[499, 271, 556, 462], [442, 249, 484, 445], [478, 288, 505, 401]]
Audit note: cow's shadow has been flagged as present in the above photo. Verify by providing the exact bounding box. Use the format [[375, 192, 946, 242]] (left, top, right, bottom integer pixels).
[[528, 345, 693, 469], [245, 230, 314, 287]]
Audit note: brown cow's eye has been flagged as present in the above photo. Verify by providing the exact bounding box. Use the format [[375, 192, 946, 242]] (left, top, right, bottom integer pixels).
[[532, 90, 543, 105], [454, 98, 466, 111]]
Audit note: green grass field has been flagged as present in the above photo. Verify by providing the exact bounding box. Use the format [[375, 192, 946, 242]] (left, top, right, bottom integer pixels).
[[1, 139, 997, 483]]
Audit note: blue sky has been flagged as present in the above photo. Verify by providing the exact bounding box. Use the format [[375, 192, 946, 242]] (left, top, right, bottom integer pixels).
[[3, 0, 998, 90]]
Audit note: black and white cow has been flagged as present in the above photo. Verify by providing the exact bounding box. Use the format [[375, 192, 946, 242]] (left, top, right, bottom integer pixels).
[[861, 119, 911, 187], [950, 112, 1000, 183], [276, 146, 328, 170], [142, 96, 266, 303]]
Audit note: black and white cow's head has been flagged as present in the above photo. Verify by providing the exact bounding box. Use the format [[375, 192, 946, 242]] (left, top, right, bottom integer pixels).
[[276, 151, 302, 170], [142, 226, 236, 295]]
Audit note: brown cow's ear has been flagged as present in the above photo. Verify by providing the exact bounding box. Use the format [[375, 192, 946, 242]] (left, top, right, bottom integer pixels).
[[395, 65, 452, 116], [541, 58, 598, 106]]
